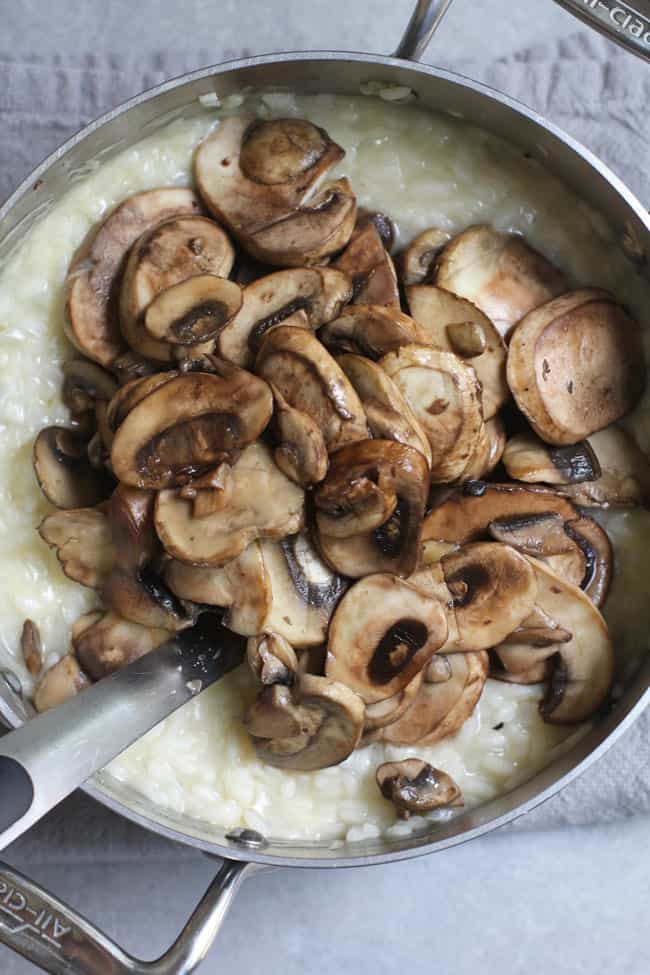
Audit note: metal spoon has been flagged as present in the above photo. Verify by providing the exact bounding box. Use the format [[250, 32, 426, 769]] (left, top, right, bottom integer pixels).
[[0, 615, 245, 851]]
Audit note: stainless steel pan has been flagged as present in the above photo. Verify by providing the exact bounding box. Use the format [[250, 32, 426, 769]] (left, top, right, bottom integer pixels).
[[0, 1, 649, 972]]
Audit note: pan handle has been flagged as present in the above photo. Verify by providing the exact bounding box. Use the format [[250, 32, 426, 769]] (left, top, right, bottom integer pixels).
[[0, 856, 259, 975], [394, 0, 455, 60]]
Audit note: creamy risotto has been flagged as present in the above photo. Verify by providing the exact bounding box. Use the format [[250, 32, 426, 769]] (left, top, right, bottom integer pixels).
[[1, 92, 649, 843]]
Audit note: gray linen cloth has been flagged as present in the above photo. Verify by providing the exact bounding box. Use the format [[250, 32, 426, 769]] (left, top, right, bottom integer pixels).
[[0, 34, 648, 855]]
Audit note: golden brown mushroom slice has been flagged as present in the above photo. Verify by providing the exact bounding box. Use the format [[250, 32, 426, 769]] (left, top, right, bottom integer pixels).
[[270, 384, 329, 487], [490, 652, 552, 685], [333, 222, 400, 308], [434, 224, 567, 338], [21, 620, 43, 677], [325, 573, 448, 704], [218, 267, 351, 368], [110, 364, 273, 489], [507, 289, 645, 445], [397, 228, 452, 286], [376, 760, 462, 818], [107, 483, 157, 573], [363, 670, 425, 732], [34, 427, 113, 509], [319, 305, 427, 360], [39, 507, 116, 589], [256, 325, 368, 453], [120, 215, 235, 361], [66, 188, 202, 366], [155, 442, 304, 566], [379, 344, 485, 483], [244, 674, 365, 771], [62, 359, 118, 420], [102, 564, 197, 632], [406, 284, 508, 419], [34, 656, 90, 713], [143, 274, 242, 348], [337, 354, 432, 468], [73, 610, 169, 680], [194, 117, 355, 266], [247, 633, 299, 686], [458, 416, 505, 482], [106, 372, 178, 433], [315, 440, 429, 578]]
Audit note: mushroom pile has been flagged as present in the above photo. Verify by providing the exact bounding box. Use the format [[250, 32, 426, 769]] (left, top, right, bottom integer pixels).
[[27, 115, 647, 822]]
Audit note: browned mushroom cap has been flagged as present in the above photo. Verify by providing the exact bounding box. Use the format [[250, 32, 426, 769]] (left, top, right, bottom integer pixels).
[[379, 344, 485, 483], [256, 325, 368, 453], [66, 189, 202, 365], [434, 225, 567, 338], [441, 543, 538, 652], [110, 364, 273, 489], [120, 215, 235, 361], [376, 759, 462, 818], [407, 285, 508, 419], [34, 427, 112, 509], [218, 267, 351, 368], [319, 305, 427, 360], [397, 228, 452, 286], [337, 354, 432, 468], [380, 651, 488, 745], [247, 633, 299, 685], [102, 564, 197, 632], [143, 274, 242, 350], [325, 573, 448, 704], [62, 359, 118, 419], [333, 222, 400, 308], [315, 440, 429, 578], [503, 427, 650, 508], [458, 416, 505, 482], [106, 372, 179, 433], [271, 384, 329, 486], [507, 289, 645, 445], [73, 610, 169, 680], [195, 117, 355, 266], [364, 670, 424, 731], [39, 507, 116, 589], [107, 483, 157, 573], [21, 619, 43, 677], [154, 442, 304, 565], [34, 656, 90, 712], [245, 673, 365, 770]]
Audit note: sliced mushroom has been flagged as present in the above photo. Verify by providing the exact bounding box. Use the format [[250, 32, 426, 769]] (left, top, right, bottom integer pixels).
[[315, 440, 429, 578], [325, 573, 448, 704], [459, 416, 505, 482], [502, 431, 600, 486], [110, 364, 273, 489], [106, 372, 178, 433], [333, 222, 400, 308], [379, 651, 488, 745], [490, 652, 551, 685], [256, 325, 368, 453], [155, 442, 304, 565], [379, 344, 485, 483], [245, 673, 365, 771], [337, 353, 432, 467], [34, 656, 89, 712], [376, 760, 462, 818], [74, 610, 169, 680], [39, 507, 116, 588], [143, 274, 242, 349], [102, 566, 196, 632], [355, 209, 396, 252], [195, 117, 355, 266], [177, 462, 233, 518], [507, 289, 645, 444], [107, 484, 156, 573], [218, 267, 351, 368], [397, 228, 452, 286], [21, 620, 43, 677], [498, 605, 572, 650], [247, 633, 298, 685], [62, 359, 118, 418], [66, 188, 202, 365], [364, 670, 424, 731], [34, 427, 112, 509], [319, 304, 427, 360], [111, 350, 159, 384], [434, 225, 567, 338], [406, 285, 508, 418], [271, 385, 329, 486]]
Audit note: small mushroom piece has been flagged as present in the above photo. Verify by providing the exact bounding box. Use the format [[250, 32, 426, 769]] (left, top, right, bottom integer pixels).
[[39, 507, 116, 589], [397, 228, 452, 286], [459, 416, 506, 482], [319, 305, 427, 360], [34, 656, 90, 712], [364, 670, 424, 731], [434, 225, 567, 338], [407, 285, 508, 418], [376, 759, 462, 818], [245, 673, 365, 771], [34, 427, 112, 509], [102, 566, 196, 632], [247, 633, 298, 685], [271, 385, 329, 486], [490, 653, 551, 685], [315, 440, 429, 578], [106, 372, 178, 433], [441, 543, 538, 652], [325, 573, 448, 704], [21, 620, 43, 676], [219, 267, 351, 368], [507, 289, 645, 444], [66, 188, 202, 365], [155, 442, 304, 565], [62, 359, 118, 418], [178, 462, 233, 518], [355, 209, 396, 251], [74, 610, 169, 680], [256, 325, 368, 453], [110, 364, 273, 489], [379, 344, 485, 483], [502, 432, 601, 486], [337, 353, 432, 467], [333, 222, 400, 308], [107, 484, 156, 573], [143, 274, 243, 348]]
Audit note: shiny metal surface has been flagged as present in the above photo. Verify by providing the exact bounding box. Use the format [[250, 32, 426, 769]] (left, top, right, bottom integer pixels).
[[553, 0, 650, 61], [393, 0, 456, 59]]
